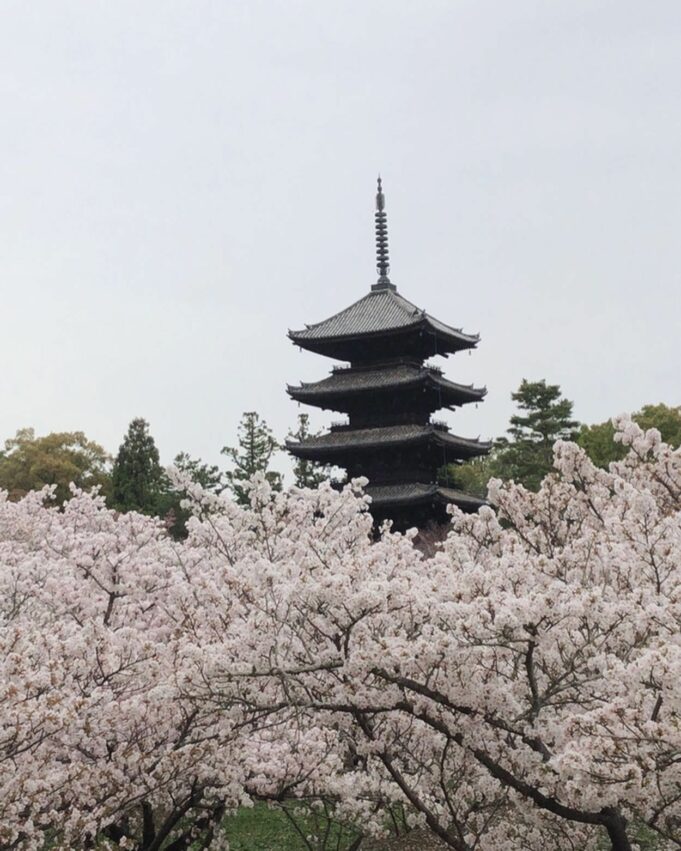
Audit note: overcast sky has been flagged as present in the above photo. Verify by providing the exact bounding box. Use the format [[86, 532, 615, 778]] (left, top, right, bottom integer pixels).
[[1, 1, 679, 477]]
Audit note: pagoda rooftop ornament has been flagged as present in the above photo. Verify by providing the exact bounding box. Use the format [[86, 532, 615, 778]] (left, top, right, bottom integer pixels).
[[286, 177, 490, 530]]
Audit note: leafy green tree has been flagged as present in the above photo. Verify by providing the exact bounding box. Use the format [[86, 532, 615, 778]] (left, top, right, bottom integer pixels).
[[494, 379, 579, 491], [288, 413, 329, 489], [111, 418, 166, 514], [0, 428, 111, 504], [222, 412, 282, 505], [578, 403, 681, 468]]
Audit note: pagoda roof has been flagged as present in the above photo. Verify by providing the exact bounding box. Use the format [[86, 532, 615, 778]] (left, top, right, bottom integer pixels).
[[366, 482, 486, 512], [289, 288, 478, 353], [288, 363, 486, 406], [287, 423, 491, 459]]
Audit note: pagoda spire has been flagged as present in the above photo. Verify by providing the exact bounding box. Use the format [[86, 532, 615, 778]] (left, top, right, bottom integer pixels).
[[372, 175, 396, 291]]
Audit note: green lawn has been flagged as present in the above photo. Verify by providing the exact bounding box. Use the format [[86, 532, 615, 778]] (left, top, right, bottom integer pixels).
[[224, 805, 305, 851], [223, 802, 368, 850]]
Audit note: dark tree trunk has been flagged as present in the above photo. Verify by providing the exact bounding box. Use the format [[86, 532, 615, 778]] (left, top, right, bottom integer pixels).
[[602, 809, 633, 851]]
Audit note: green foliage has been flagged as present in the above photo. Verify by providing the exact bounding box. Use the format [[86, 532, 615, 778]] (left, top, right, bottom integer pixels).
[[450, 398, 681, 497], [288, 413, 329, 489], [111, 418, 166, 515], [635, 403, 681, 444], [576, 420, 624, 469], [578, 403, 681, 468], [494, 379, 579, 491], [446, 380, 579, 496], [0, 428, 111, 505], [222, 412, 282, 505]]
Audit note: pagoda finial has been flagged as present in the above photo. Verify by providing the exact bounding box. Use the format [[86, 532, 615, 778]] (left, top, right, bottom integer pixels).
[[373, 175, 396, 291]]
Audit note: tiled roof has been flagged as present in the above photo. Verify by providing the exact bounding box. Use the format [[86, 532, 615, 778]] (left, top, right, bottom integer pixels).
[[366, 482, 485, 510], [287, 424, 491, 456], [289, 288, 478, 347], [288, 363, 486, 402]]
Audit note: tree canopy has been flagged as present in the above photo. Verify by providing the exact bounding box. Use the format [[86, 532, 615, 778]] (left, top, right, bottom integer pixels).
[[3, 419, 681, 850], [0, 428, 110, 504], [493, 378, 579, 490], [578, 403, 681, 467]]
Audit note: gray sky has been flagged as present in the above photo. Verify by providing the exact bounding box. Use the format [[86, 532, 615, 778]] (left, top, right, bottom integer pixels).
[[1, 0, 679, 477]]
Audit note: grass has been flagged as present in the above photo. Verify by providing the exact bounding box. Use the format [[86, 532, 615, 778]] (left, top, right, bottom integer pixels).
[[222, 807, 665, 851], [223, 802, 368, 851], [224, 804, 305, 850]]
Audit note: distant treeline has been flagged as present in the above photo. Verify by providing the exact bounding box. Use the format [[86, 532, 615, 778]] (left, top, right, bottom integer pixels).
[[1, 382, 679, 535]]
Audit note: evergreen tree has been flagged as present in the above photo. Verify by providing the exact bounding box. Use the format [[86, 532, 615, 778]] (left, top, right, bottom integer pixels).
[[494, 379, 579, 490], [111, 418, 166, 514], [287, 413, 329, 489], [222, 412, 281, 505]]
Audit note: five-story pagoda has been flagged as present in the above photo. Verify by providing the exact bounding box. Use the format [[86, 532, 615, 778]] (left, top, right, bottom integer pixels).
[[286, 178, 490, 530]]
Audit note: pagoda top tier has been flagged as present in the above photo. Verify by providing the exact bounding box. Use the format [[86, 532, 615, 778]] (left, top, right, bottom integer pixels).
[[289, 178, 479, 363], [289, 287, 479, 362]]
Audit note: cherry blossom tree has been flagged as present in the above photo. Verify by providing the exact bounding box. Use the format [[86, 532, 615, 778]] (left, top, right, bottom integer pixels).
[[2, 418, 681, 851], [0, 478, 382, 851], [191, 420, 681, 851], [0, 487, 251, 851]]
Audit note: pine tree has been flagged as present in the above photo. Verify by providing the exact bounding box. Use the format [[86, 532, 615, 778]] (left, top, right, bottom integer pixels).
[[222, 412, 282, 505], [111, 418, 166, 514], [494, 379, 579, 490], [287, 413, 329, 489]]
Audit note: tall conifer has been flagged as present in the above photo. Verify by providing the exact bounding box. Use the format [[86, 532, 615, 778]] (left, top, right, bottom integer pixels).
[[222, 412, 281, 504], [287, 413, 329, 489], [111, 418, 166, 514]]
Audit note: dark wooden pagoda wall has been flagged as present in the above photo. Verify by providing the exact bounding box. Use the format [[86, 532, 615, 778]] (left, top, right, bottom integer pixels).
[[342, 439, 452, 484], [305, 328, 466, 366], [345, 398, 433, 428]]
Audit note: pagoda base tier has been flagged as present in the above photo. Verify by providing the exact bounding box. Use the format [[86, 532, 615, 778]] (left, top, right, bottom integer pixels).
[[364, 482, 485, 532]]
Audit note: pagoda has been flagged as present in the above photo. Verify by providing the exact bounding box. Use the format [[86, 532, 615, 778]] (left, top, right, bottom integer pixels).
[[286, 178, 490, 530]]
